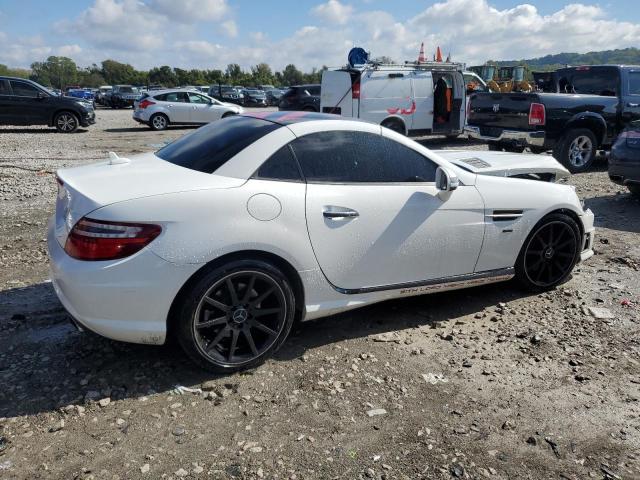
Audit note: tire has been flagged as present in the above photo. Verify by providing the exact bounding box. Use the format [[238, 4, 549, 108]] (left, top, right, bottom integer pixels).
[[487, 142, 503, 151], [54, 111, 79, 133], [381, 119, 405, 135], [628, 184, 640, 197], [515, 212, 581, 292], [149, 113, 169, 131], [446, 134, 460, 141], [222, 112, 236, 119], [175, 260, 296, 373], [553, 129, 597, 173]]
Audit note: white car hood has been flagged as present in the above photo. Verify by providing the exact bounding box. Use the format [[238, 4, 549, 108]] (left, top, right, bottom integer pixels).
[[436, 150, 570, 181]]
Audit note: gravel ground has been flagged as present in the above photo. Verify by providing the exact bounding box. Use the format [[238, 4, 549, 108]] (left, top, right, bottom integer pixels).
[[0, 108, 639, 480]]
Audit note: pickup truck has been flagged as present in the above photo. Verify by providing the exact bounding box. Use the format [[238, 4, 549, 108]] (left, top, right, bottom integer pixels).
[[465, 65, 640, 173]]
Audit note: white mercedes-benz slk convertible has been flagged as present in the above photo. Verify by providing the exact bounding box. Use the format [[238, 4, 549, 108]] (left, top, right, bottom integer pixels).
[[47, 112, 595, 371]]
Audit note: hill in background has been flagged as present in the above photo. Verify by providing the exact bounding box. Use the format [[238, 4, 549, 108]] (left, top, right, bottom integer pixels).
[[487, 47, 640, 71]]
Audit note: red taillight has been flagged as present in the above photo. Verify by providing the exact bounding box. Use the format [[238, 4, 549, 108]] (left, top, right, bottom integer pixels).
[[138, 99, 155, 109], [352, 80, 360, 99], [529, 103, 546, 126], [64, 218, 161, 261]]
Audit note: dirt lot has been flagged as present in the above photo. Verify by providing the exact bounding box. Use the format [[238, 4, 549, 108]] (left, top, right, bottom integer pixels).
[[0, 108, 639, 480]]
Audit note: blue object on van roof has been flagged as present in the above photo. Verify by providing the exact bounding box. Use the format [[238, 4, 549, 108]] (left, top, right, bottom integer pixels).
[[348, 47, 369, 68]]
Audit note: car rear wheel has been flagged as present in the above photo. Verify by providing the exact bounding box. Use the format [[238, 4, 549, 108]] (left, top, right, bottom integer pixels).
[[176, 260, 296, 372], [515, 213, 581, 291], [149, 113, 168, 131], [381, 118, 405, 135], [222, 112, 236, 119], [54, 111, 79, 133], [554, 129, 597, 173]]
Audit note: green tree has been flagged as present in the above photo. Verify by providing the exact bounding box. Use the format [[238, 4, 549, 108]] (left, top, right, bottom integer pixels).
[[280, 64, 304, 86], [101, 59, 137, 85], [30, 56, 78, 89], [251, 63, 274, 86], [148, 65, 177, 87]]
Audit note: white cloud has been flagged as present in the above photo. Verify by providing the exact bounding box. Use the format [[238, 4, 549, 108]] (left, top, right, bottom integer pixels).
[[220, 20, 238, 38], [151, 0, 229, 22], [56, 44, 83, 57], [311, 0, 353, 25]]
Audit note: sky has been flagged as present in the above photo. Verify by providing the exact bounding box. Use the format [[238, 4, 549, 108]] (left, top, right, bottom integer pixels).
[[0, 0, 638, 71]]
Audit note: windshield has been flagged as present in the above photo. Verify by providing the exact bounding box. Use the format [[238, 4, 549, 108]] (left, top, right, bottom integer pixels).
[[119, 86, 137, 93], [156, 116, 280, 174]]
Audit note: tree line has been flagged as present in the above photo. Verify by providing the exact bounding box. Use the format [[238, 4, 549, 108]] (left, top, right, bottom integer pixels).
[[0, 56, 328, 89]]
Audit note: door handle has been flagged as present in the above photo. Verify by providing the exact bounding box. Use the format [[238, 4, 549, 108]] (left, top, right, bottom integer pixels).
[[628, 102, 639, 107], [323, 208, 359, 219]]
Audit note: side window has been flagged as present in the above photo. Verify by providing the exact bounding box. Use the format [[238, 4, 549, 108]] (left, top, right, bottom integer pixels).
[[188, 93, 209, 104], [0, 80, 10, 95], [10, 81, 39, 97], [308, 86, 321, 95], [154, 94, 166, 101], [253, 145, 302, 182], [291, 131, 437, 183], [629, 72, 640, 95]]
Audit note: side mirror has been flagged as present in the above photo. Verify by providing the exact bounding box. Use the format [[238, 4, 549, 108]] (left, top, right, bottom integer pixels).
[[435, 167, 459, 192]]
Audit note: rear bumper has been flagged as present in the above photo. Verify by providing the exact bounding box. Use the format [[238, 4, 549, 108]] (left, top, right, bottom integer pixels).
[[465, 126, 545, 147], [132, 110, 150, 123], [47, 217, 199, 345]]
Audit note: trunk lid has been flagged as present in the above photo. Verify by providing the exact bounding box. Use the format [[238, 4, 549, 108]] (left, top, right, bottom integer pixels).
[[467, 92, 540, 132], [437, 150, 570, 181], [54, 152, 244, 245]]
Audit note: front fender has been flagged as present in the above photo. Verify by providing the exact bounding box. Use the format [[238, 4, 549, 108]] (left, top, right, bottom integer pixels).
[[474, 174, 585, 271]]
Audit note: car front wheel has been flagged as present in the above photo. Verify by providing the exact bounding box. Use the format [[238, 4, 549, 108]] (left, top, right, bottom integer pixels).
[[54, 111, 79, 133], [176, 260, 296, 372], [515, 212, 581, 291]]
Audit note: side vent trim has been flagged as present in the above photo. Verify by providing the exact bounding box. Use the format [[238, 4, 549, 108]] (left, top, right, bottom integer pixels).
[[488, 209, 523, 221]]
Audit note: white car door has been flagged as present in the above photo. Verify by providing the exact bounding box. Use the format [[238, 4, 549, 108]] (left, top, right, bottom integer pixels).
[[188, 92, 224, 124], [163, 92, 191, 123], [295, 129, 485, 291]]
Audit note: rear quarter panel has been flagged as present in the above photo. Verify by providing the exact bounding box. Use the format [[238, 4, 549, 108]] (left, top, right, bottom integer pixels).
[[88, 180, 319, 274]]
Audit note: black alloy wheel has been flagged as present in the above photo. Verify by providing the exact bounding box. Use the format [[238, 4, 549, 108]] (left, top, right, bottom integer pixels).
[[177, 261, 295, 372], [516, 213, 580, 290]]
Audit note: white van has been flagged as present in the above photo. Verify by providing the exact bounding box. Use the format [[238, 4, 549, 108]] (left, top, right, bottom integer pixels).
[[321, 62, 466, 137]]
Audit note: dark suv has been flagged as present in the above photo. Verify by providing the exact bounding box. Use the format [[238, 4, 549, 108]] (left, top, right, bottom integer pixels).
[[0, 77, 96, 133], [278, 84, 321, 112]]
